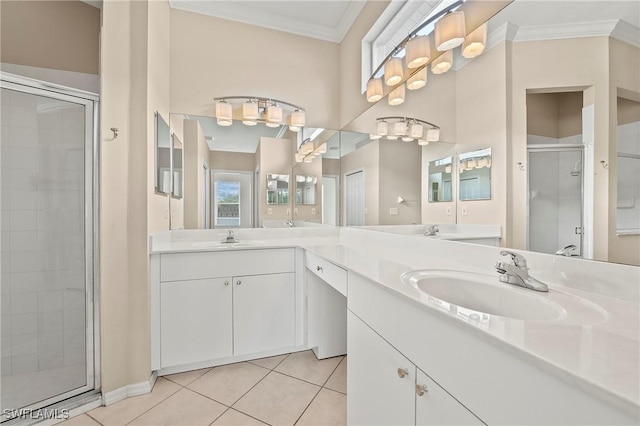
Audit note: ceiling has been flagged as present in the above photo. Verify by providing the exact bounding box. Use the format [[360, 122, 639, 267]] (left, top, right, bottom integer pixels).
[[169, 0, 366, 43]]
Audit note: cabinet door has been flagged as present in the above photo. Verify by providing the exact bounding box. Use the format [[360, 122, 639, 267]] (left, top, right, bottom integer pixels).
[[233, 273, 295, 355], [347, 311, 415, 426], [415, 369, 484, 425], [161, 278, 232, 368]]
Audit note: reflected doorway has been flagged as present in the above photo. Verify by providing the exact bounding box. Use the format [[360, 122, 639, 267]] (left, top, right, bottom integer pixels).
[[212, 171, 253, 228], [345, 169, 365, 226]]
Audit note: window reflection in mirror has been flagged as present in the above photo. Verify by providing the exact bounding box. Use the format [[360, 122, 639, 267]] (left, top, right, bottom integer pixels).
[[295, 175, 317, 205], [459, 148, 492, 201], [171, 134, 183, 199], [266, 173, 290, 205], [428, 156, 453, 202], [155, 112, 171, 194]]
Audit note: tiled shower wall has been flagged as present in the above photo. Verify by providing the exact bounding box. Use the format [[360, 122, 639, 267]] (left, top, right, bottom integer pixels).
[[1, 88, 87, 410]]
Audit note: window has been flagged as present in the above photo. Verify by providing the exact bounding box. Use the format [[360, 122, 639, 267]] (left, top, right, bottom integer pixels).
[[215, 181, 241, 227]]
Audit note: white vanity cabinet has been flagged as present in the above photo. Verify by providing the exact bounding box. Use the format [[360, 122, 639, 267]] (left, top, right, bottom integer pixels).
[[152, 248, 297, 371], [347, 311, 483, 426], [306, 251, 347, 359]]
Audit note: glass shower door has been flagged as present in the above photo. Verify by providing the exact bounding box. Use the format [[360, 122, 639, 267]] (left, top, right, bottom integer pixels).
[[528, 148, 583, 256], [1, 78, 97, 418]]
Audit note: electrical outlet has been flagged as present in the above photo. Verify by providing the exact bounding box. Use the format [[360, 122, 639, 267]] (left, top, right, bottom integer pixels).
[[267, 208, 273, 215], [294, 208, 299, 216], [389, 207, 399, 215], [462, 206, 468, 216], [446, 206, 452, 216], [311, 208, 316, 215]]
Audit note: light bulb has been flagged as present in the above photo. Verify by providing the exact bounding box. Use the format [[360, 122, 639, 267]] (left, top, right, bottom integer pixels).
[[384, 57, 404, 86], [435, 11, 466, 51], [366, 78, 383, 102], [418, 139, 429, 146], [405, 35, 431, 69], [431, 50, 452, 75], [388, 84, 406, 106]]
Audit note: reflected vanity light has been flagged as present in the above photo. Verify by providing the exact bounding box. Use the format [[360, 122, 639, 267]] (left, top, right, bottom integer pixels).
[[462, 23, 487, 58], [385, 58, 404, 86], [373, 116, 440, 145], [367, 78, 384, 102], [407, 67, 427, 91], [406, 35, 431, 69], [388, 84, 406, 106], [214, 96, 305, 131], [431, 50, 453, 75]]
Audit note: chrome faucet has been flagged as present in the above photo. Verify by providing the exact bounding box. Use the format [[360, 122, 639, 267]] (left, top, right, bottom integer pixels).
[[424, 225, 439, 236], [221, 230, 238, 244], [495, 250, 549, 292], [555, 245, 577, 257], [285, 219, 295, 227]]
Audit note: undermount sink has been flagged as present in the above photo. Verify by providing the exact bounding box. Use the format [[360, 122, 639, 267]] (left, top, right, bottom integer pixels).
[[401, 270, 564, 321]]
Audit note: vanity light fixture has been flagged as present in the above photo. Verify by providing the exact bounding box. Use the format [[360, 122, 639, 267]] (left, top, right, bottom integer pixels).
[[434, 11, 466, 51], [407, 68, 427, 91], [462, 23, 487, 58], [296, 138, 327, 163], [215, 100, 233, 126], [431, 50, 453, 75], [388, 84, 406, 106], [213, 96, 306, 132], [364, 1, 511, 105], [373, 116, 440, 145]]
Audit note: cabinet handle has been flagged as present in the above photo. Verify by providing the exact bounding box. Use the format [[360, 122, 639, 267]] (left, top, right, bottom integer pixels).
[[316, 266, 323, 272], [397, 368, 409, 378], [236, 280, 241, 285], [224, 281, 229, 286], [415, 384, 429, 396]]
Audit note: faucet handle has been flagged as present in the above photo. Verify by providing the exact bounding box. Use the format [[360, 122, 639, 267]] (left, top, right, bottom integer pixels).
[[499, 250, 527, 268]]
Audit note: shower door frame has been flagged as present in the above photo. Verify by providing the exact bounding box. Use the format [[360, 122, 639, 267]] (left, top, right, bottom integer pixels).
[[526, 144, 585, 257], [0, 72, 100, 413]]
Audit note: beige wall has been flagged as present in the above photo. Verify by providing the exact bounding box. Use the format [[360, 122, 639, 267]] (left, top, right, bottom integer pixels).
[[170, 9, 340, 129], [339, 0, 390, 128], [527, 92, 583, 138], [210, 151, 256, 172], [323, 158, 341, 176], [456, 42, 508, 238], [0, 1, 100, 74], [617, 97, 640, 126], [379, 140, 421, 225], [259, 137, 294, 224], [183, 120, 209, 229]]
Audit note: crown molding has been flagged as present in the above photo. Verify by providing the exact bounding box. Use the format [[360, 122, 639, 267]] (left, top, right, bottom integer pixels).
[[169, 0, 364, 43], [513, 19, 639, 48]]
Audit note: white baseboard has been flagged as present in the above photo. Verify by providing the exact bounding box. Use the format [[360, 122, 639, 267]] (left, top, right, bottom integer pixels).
[[102, 371, 158, 406]]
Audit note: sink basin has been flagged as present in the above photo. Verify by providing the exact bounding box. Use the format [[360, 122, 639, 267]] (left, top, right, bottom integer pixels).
[[401, 270, 564, 321]]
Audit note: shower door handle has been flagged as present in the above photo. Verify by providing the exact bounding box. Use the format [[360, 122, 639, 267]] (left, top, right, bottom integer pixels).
[[575, 227, 583, 235]]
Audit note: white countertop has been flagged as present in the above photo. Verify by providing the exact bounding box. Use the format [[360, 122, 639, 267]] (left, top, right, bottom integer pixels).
[[150, 227, 640, 416]]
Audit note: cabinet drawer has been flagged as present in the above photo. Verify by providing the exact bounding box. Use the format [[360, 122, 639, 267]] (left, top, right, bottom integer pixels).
[[305, 251, 347, 296], [161, 248, 295, 282]]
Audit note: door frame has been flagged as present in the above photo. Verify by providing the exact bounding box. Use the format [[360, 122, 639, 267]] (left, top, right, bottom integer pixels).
[[0, 72, 101, 409], [211, 169, 253, 228]]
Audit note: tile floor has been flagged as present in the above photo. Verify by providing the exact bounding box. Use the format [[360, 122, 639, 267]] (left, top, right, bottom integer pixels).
[[65, 351, 346, 426]]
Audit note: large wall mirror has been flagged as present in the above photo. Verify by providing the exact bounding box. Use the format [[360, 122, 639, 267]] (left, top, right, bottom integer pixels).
[[168, 114, 340, 229], [338, 0, 639, 266], [428, 156, 453, 203]]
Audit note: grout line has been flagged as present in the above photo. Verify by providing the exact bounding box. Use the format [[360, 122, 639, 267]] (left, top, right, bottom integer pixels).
[[207, 406, 230, 426], [163, 367, 212, 387], [122, 379, 182, 425], [320, 355, 345, 388], [84, 412, 104, 425], [293, 384, 323, 425]]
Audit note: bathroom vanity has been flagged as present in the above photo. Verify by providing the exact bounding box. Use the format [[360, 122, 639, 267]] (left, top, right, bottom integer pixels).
[[149, 227, 639, 425]]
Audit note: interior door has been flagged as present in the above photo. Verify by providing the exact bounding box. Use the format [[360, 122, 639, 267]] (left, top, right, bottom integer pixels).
[[345, 170, 365, 226]]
